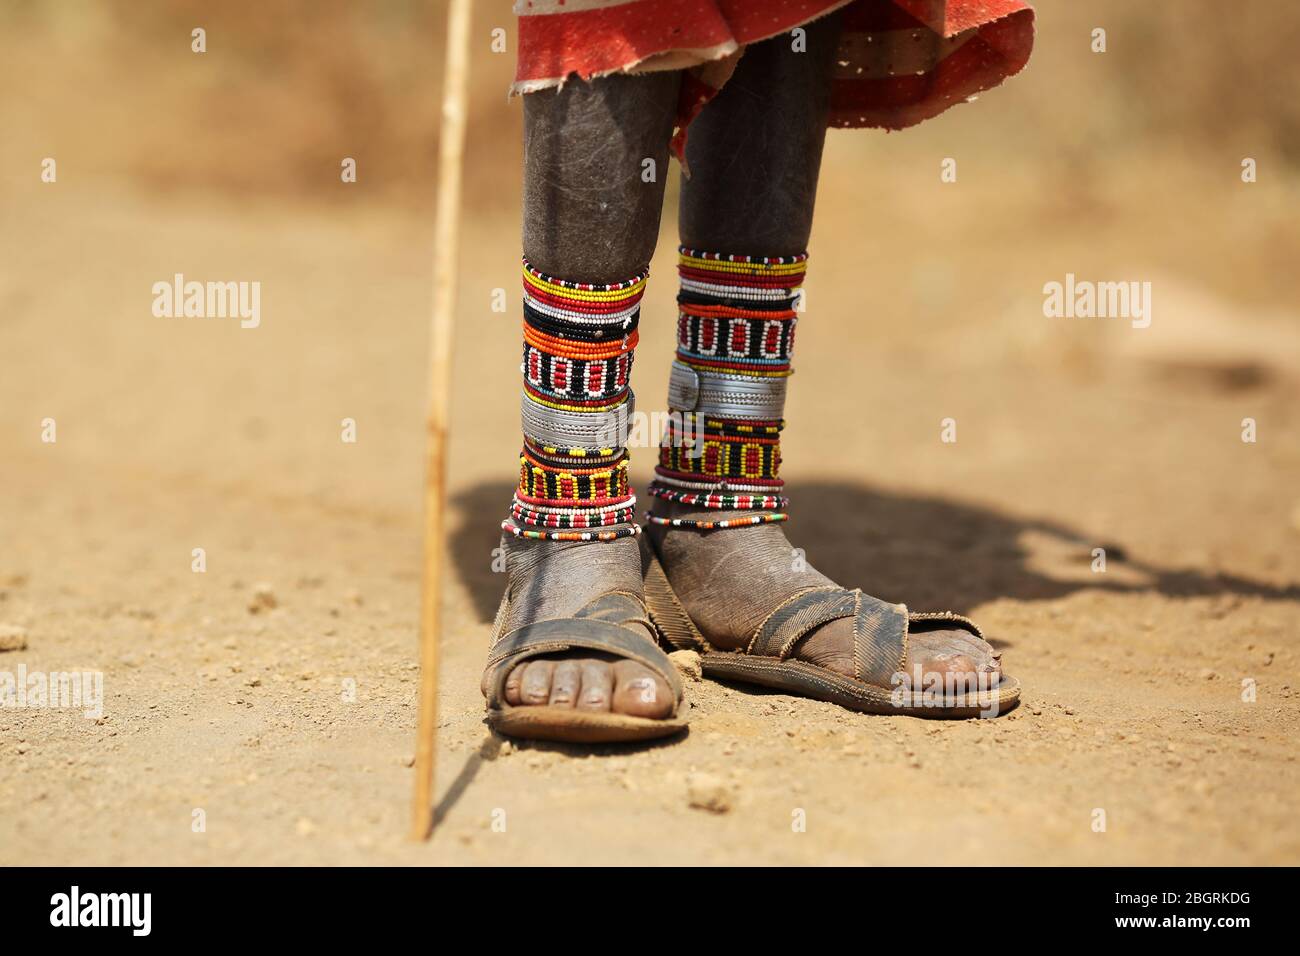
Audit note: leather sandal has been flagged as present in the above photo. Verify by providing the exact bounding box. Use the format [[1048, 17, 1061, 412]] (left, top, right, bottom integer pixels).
[[642, 536, 1019, 718], [482, 590, 690, 742]]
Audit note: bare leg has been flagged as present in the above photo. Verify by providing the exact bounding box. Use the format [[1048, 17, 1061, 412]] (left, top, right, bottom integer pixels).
[[678, 13, 837, 255], [491, 72, 682, 719], [523, 72, 678, 278], [657, 18, 1004, 687]]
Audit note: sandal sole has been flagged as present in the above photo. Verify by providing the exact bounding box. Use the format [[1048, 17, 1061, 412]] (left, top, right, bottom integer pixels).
[[488, 702, 690, 743]]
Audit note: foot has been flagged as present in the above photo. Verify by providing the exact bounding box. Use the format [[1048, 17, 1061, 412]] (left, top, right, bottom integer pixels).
[[482, 532, 674, 720], [647, 502, 1003, 690]]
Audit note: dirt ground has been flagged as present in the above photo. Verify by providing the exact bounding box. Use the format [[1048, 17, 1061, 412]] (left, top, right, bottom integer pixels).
[[2, 2, 1299, 865]]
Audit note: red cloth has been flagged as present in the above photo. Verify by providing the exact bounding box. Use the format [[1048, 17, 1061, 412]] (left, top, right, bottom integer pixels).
[[514, 0, 1035, 160]]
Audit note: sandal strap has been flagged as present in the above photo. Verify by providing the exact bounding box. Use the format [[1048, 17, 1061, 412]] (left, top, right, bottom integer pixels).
[[852, 592, 911, 688], [747, 587, 853, 659], [484, 593, 682, 711], [746, 586, 913, 688], [573, 591, 651, 629]]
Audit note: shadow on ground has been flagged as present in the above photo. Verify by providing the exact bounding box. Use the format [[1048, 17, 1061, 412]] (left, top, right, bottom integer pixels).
[[449, 481, 1300, 627]]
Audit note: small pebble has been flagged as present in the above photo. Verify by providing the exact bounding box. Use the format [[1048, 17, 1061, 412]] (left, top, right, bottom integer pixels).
[[248, 584, 277, 614], [687, 772, 734, 814], [668, 649, 702, 681], [0, 623, 28, 652]]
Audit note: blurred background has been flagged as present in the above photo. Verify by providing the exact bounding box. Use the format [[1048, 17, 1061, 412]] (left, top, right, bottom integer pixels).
[[4, 0, 1297, 511], [2, 1, 1297, 865], [6, 0, 1300, 207]]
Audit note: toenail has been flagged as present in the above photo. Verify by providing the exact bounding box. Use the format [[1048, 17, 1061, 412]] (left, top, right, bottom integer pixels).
[[629, 678, 657, 704]]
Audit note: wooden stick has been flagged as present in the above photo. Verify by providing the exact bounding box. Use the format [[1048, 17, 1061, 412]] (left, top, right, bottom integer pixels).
[[411, 0, 474, 842]]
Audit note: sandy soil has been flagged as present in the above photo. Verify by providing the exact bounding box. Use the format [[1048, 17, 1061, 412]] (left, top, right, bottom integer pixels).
[[3, 145, 1298, 863], [3, 0, 1300, 866]]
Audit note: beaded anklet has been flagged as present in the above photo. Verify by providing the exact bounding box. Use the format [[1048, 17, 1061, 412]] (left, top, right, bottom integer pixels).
[[646, 485, 788, 511], [510, 493, 637, 529], [650, 472, 785, 494], [502, 522, 642, 542], [645, 513, 787, 530], [508, 259, 646, 542], [646, 247, 809, 532]]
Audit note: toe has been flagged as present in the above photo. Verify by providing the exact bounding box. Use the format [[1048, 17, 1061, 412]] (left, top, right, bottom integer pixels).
[[919, 650, 979, 677], [911, 628, 1003, 688], [518, 660, 554, 706], [950, 630, 1002, 672], [548, 660, 581, 707], [612, 660, 673, 719], [503, 663, 526, 705], [577, 660, 614, 712]]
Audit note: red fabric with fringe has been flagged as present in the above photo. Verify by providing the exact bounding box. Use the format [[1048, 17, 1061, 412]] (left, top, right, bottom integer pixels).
[[514, 0, 1034, 161]]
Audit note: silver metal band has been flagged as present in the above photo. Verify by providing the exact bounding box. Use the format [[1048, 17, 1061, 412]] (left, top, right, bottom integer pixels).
[[667, 361, 788, 419], [520, 390, 635, 451]]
